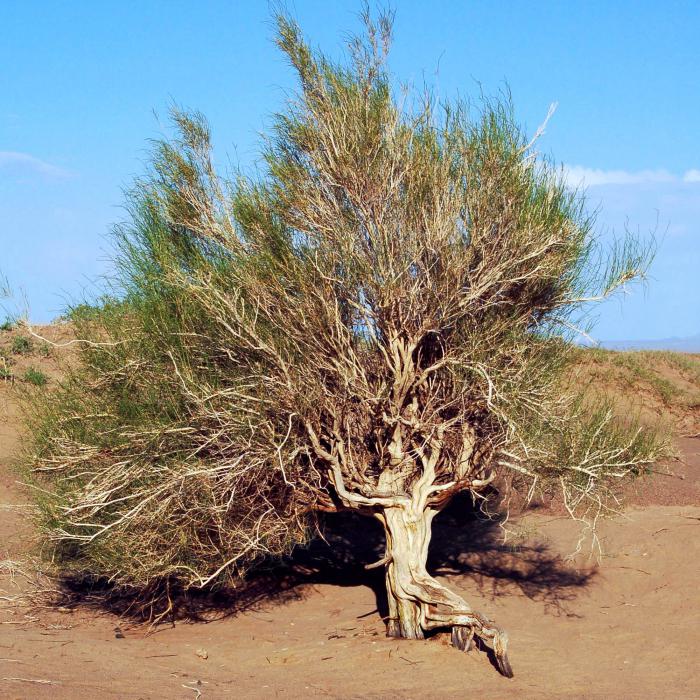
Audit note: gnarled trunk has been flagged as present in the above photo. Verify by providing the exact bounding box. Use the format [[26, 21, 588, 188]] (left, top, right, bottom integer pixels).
[[383, 504, 434, 639], [380, 502, 514, 678]]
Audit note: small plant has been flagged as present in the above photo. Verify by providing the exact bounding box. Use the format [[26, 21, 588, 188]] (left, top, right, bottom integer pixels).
[[23, 367, 48, 386], [11, 335, 33, 355], [0, 318, 14, 332], [0, 359, 12, 381], [37, 342, 52, 358]]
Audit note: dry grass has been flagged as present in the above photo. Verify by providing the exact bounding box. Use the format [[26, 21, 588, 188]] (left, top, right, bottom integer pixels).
[[571, 348, 700, 436]]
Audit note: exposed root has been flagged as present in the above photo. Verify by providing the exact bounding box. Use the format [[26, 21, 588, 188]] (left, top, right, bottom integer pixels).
[[386, 618, 403, 638], [451, 624, 473, 652], [364, 554, 392, 570], [383, 504, 514, 677], [414, 576, 513, 678], [388, 571, 513, 676]]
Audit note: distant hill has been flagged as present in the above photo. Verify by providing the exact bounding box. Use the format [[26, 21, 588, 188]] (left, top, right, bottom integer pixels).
[[596, 334, 700, 353]]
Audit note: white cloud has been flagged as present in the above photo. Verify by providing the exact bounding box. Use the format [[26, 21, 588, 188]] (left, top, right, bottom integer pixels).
[[563, 165, 700, 188], [563, 165, 675, 187], [0, 151, 70, 178]]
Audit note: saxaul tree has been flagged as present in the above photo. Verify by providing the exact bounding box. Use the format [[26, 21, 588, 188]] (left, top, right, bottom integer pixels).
[[26, 11, 661, 677]]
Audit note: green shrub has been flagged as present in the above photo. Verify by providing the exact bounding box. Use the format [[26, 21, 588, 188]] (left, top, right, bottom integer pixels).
[[0, 318, 14, 332], [20, 9, 663, 675], [23, 367, 48, 386], [11, 335, 33, 355]]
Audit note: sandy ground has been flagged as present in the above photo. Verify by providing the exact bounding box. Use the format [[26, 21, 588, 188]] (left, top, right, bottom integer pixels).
[[1, 329, 699, 699]]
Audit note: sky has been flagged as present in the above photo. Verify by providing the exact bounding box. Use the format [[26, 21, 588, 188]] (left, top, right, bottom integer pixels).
[[1, 0, 698, 341]]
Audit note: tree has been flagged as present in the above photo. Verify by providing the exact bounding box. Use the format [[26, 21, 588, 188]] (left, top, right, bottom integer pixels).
[[24, 10, 661, 677]]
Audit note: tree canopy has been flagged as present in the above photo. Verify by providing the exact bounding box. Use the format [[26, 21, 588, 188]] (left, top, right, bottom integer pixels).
[[23, 10, 661, 677]]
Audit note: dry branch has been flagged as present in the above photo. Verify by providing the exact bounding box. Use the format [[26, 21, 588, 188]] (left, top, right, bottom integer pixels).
[[20, 7, 662, 678]]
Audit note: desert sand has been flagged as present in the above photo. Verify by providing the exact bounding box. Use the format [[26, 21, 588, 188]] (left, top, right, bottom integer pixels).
[[1, 326, 698, 699]]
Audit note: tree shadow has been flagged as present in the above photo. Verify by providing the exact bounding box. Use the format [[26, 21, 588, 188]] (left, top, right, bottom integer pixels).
[[428, 494, 594, 616], [51, 494, 594, 627]]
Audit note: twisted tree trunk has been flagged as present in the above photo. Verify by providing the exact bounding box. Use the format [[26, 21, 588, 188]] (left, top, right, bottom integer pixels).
[[379, 502, 514, 678], [310, 415, 512, 676]]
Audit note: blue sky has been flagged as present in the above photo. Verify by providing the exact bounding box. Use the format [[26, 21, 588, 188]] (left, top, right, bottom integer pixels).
[[1, 0, 698, 340]]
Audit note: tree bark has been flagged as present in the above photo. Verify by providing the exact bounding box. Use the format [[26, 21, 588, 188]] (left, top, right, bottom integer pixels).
[[380, 501, 514, 678]]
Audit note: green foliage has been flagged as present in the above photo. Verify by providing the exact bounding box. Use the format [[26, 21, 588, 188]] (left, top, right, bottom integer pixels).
[[20, 9, 663, 608], [11, 335, 33, 355], [23, 367, 48, 386], [1, 317, 14, 331]]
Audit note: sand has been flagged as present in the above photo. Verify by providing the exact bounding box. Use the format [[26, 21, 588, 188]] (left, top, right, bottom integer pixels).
[[1, 330, 698, 699]]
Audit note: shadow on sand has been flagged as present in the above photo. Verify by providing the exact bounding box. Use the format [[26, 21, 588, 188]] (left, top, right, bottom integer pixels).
[[53, 494, 595, 628]]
